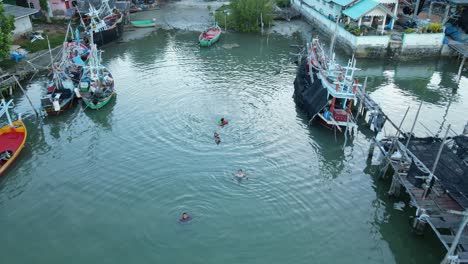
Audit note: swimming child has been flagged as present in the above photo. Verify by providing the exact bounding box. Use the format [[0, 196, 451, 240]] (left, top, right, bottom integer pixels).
[[214, 132, 221, 145], [218, 118, 229, 126], [234, 169, 247, 179], [179, 212, 191, 222]]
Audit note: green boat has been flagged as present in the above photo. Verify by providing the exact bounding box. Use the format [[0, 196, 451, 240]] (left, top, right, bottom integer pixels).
[[79, 42, 116, 110], [131, 20, 156, 28], [199, 26, 221, 47]]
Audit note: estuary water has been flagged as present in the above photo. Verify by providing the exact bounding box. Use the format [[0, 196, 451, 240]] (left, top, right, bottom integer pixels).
[[0, 24, 467, 264]]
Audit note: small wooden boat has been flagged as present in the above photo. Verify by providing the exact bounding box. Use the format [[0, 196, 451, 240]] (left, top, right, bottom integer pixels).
[[199, 26, 221, 47], [131, 20, 156, 28], [0, 99, 27, 176]]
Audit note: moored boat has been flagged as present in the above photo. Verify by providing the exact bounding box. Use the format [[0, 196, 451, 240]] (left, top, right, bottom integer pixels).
[[199, 26, 221, 47], [294, 37, 360, 130], [131, 20, 156, 28], [79, 43, 115, 110], [83, 0, 124, 47], [0, 99, 27, 176]]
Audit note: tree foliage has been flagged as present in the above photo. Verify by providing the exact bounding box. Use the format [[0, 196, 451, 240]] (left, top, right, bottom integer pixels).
[[0, 2, 15, 58], [39, 0, 51, 23], [223, 0, 273, 32]]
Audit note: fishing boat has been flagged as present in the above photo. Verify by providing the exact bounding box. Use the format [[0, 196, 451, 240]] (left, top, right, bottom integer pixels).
[[294, 37, 360, 130], [79, 42, 115, 110], [41, 27, 88, 116], [199, 25, 221, 47], [131, 20, 156, 28], [0, 99, 27, 176], [82, 0, 124, 47]]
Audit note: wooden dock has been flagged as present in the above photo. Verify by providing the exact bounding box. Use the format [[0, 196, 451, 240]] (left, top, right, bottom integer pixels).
[[370, 136, 468, 263], [447, 40, 468, 83]]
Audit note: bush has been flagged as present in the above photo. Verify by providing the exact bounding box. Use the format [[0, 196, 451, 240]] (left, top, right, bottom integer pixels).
[[14, 33, 65, 53], [276, 0, 291, 8], [428, 23, 443, 33], [229, 0, 274, 32], [405, 28, 415, 34]]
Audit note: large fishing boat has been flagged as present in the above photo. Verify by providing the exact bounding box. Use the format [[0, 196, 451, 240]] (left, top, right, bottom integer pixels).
[[294, 37, 360, 131], [41, 28, 89, 116], [0, 99, 27, 176], [79, 42, 115, 110], [82, 0, 124, 47]]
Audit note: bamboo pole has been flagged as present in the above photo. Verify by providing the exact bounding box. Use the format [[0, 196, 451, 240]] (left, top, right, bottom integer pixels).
[[12, 75, 39, 117], [405, 101, 423, 148]]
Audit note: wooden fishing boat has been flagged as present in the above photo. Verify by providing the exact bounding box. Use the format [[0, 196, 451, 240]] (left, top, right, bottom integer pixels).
[[0, 99, 27, 176], [294, 37, 360, 131], [131, 20, 156, 28], [79, 43, 115, 110], [199, 26, 221, 47], [83, 0, 124, 47]]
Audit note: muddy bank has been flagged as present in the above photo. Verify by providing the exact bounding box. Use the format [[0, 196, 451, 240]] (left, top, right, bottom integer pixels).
[[123, 0, 312, 42]]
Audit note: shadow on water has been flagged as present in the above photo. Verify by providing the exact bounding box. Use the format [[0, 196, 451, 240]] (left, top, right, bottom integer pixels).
[[295, 106, 349, 179], [81, 96, 117, 130]]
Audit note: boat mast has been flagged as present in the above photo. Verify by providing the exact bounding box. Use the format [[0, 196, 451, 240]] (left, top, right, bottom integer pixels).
[[329, 14, 341, 59]]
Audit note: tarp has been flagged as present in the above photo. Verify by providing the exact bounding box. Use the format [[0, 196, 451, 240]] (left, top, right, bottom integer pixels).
[[406, 137, 468, 209], [293, 60, 328, 119]]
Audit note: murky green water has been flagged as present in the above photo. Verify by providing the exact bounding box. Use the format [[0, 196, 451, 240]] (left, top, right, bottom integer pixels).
[[1, 28, 467, 264]]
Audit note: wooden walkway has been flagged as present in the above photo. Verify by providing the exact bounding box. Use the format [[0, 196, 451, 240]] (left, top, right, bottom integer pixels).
[[372, 139, 468, 263]]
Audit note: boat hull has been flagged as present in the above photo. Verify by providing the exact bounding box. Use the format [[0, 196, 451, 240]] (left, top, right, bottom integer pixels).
[[131, 20, 156, 27], [42, 95, 75, 116], [82, 92, 115, 110], [0, 120, 27, 176], [93, 19, 124, 47], [199, 27, 221, 47]]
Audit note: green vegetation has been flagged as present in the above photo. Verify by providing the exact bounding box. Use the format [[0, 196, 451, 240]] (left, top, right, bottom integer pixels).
[[405, 28, 416, 34], [344, 24, 362, 36], [276, 0, 291, 8], [215, 0, 273, 33], [39, 0, 52, 23], [14, 33, 65, 53], [0, 2, 15, 58], [428, 23, 443, 33]]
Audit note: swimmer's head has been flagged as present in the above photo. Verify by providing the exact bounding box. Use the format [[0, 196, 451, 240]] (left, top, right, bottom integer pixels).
[[221, 118, 224, 122]]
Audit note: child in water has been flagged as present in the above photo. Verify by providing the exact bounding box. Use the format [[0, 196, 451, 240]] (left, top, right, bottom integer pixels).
[[214, 132, 221, 145], [218, 118, 229, 126], [234, 169, 248, 180], [179, 212, 191, 222]]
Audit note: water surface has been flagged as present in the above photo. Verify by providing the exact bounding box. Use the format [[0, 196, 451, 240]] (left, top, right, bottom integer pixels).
[[1, 29, 467, 264]]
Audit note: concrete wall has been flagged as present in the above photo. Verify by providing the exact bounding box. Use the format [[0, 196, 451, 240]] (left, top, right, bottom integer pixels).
[[303, 0, 341, 18], [401, 33, 444, 57], [12, 17, 33, 39]]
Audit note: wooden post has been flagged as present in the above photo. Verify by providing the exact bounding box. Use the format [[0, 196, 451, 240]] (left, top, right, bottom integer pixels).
[[457, 56, 466, 83], [405, 101, 423, 148], [358, 17, 362, 28], [441, 214, 468, 264], [442, 4, 450, 25], [381, 15, 387, 35], [12, 75, 39, 117], [413, 0, 421, 19], [428, 2, 433, 19], [422, 124, 451, 199]]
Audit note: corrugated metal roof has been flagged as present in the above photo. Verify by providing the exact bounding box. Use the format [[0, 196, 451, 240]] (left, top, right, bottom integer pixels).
[[342, 0, 380, 20], [3, 4, 39, 19]]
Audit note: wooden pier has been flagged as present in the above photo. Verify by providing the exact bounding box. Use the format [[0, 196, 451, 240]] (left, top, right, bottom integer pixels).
[[369, 127, 468, 263], [447, 40, 468, 83]]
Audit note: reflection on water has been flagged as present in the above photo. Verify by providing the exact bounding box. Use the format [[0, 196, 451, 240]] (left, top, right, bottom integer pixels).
[[0, 28, 466, 264]]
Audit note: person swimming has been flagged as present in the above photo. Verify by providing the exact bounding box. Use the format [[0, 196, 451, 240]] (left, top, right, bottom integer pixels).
[[234, 169, 247, 179], [214, 132, 221, 145], [218, 118, 229, 126], [179, 212, 191, 222]]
